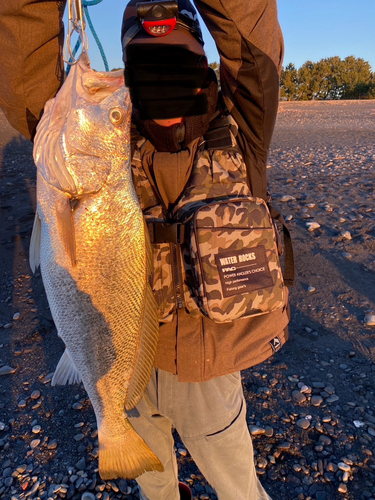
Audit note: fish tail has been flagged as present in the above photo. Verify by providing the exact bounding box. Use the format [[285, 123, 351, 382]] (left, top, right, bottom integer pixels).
[[98, 418, 163, 480]]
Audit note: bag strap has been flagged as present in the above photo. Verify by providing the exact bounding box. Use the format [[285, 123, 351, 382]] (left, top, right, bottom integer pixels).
[[268, 203, 295, 288], [203, 114, 234, 150], [130, 122, 143, 160], [201, 93, 239, 151]]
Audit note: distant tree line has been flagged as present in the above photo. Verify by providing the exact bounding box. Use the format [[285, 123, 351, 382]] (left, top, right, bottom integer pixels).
[[209, 61, 220, 88], [280, 56, 375, 100]]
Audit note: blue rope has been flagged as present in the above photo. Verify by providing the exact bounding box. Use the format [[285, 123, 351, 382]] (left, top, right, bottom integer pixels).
[[66, 0, 109, 74], [83, 4, 109, 71], [82, 0, 103, 5]]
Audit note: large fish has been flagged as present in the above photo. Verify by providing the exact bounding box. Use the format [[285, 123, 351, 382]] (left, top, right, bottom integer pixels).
[[30, 54, 163, 479]]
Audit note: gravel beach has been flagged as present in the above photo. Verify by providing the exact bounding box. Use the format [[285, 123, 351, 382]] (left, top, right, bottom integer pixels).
[[0, 100, 374, 500]]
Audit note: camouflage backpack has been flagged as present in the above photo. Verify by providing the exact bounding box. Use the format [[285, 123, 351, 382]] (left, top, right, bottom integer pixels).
[[131, 114, 293, 323]]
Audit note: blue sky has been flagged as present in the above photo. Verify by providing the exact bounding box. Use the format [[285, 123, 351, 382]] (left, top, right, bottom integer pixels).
[[67, 1, 375, 72]]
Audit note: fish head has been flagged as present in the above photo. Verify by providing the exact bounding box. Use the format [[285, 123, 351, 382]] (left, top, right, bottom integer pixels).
[[34, 55, 131, 197]]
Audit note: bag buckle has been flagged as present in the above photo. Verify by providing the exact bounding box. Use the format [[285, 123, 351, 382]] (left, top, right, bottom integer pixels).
[[148, 221, 186, 244]]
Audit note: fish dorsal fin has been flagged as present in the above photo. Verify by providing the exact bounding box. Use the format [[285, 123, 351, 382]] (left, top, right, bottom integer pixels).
[[52, 348, 82, 386], [29, 212, 42, 273], [125, 222, 159, 410]]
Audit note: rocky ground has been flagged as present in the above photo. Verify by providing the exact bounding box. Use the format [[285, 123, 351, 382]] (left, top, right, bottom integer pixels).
[[0, 100, 375, 500]]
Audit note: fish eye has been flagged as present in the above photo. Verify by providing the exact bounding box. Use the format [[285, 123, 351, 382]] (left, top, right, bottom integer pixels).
[[109, 107, 125, 126]]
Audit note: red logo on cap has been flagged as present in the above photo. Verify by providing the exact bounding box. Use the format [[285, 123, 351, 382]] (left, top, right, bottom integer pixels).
[[143, 18, 177, 37]]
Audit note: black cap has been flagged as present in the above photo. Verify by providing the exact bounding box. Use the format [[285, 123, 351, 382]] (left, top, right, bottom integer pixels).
[[121, 0, 205, 63]]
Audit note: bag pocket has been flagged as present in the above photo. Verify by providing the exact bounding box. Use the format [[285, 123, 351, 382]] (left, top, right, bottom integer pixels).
[[187, 197, 285, 323]]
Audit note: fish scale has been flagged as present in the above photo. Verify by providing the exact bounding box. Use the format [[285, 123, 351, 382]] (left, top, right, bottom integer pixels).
[[31, 54, 163, 479]]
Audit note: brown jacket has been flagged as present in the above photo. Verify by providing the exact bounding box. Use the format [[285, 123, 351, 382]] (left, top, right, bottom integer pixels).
[[0, 1, 288, 382], [0, 1, 66, 140]]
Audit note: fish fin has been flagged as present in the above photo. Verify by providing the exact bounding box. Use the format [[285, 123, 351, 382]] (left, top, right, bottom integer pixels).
[[98, 419, 163, 480], [57, 198, 77, 267], [125, 226, 159, 410], [29, 212, 42, 273], [51, 349, 82, 386]]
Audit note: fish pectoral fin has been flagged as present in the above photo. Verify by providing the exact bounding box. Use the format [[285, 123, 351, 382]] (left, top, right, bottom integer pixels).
[[57, 197, 77, 267], [98, 419, 163, 480], [29, 212, 42, 273], [51, 349, 82, 386]]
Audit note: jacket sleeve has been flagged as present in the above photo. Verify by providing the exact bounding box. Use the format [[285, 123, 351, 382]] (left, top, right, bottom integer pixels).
[[193, 0, 284, 199], [0, 1, 66, 140]]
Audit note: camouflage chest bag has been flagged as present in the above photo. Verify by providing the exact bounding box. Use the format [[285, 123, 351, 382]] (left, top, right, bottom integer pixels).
[[131, 114, 294, 324]]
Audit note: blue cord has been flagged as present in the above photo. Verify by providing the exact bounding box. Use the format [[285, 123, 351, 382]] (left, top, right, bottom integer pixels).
[[82, 0, 103, 5], [66, 0, 109, 74], [83, 4, 109, 71]]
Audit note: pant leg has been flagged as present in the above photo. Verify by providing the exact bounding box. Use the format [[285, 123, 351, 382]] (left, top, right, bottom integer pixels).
[[167, 371, 272, 500], [127, 370, 180, 500], [128, 369, 272, 500]]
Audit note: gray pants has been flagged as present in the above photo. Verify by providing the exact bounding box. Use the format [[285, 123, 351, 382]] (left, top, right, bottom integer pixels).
[[127, 369, 272, 500]]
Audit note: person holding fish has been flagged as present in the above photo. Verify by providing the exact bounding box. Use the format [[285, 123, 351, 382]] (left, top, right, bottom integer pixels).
[[0, 1, 290, 499]]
